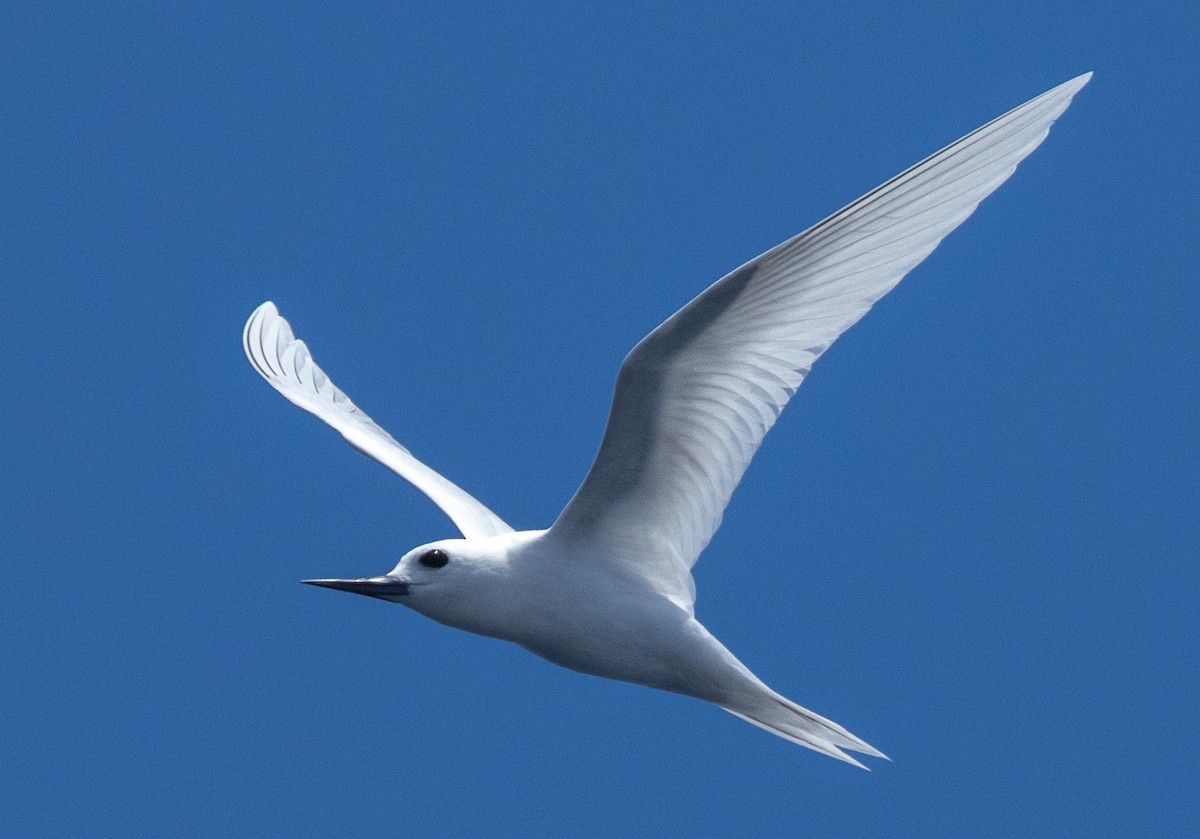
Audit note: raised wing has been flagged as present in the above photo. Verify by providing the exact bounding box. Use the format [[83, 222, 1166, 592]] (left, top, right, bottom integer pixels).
[[549, 74, 1091, 611], [243, 302, 513, 540]]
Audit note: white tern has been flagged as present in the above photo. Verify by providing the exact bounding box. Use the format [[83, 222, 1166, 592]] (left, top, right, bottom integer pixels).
[[244, 73, 1090, 767]]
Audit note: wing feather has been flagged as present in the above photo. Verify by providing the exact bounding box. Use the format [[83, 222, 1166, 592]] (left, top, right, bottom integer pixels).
[[243, 302, 513, 540], [549, 74, 1091, 610]]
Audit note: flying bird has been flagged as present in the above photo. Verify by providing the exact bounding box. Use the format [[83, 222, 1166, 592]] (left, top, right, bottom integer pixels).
[[244, 74, 1090, 767]]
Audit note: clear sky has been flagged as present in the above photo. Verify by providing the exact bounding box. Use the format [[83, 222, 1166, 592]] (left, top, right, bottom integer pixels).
[[2, 2, 1196, 836]]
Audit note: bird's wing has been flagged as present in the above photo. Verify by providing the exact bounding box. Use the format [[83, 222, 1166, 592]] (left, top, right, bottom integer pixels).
[[243, 301, 514, 540], [549, 74, 1090, 611]]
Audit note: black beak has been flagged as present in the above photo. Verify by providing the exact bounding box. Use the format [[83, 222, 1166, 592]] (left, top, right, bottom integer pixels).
[[302, 576, 410, 600]]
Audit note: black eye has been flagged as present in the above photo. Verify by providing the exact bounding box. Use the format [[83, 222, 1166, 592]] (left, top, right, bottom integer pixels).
[[418, 549, 449, 569]]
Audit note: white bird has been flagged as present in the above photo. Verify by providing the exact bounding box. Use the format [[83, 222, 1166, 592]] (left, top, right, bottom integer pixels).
[[244, 74, 1090, 767]]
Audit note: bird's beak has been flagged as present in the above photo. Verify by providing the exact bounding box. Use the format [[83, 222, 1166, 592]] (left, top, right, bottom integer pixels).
[[302, 576, 410, 600]]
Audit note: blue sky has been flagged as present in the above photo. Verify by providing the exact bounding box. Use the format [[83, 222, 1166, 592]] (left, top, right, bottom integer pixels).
[[2, 2, 1196, 836]]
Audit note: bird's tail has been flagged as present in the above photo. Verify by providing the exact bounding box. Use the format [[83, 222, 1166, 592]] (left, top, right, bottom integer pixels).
[[723, 691, 888, 769]]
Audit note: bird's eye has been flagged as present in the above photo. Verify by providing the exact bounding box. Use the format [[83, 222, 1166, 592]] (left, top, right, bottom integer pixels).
[[418, 549, 449, 569]]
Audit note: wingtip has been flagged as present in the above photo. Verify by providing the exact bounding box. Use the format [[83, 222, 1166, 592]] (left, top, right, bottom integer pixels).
[[243, 300, 296, 382], [1064, 71, 1093, 91], [243, 301, 277, 345], [250, 300, 278, 321]]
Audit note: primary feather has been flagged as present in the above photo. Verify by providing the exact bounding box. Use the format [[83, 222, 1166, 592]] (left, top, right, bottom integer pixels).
[[243, 302, 513, 540], [244, 74, 1091, 765], [549, 73, 1091, 612]]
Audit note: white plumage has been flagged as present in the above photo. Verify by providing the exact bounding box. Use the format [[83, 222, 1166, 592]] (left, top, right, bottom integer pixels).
[[244, 74, 1090, 766]]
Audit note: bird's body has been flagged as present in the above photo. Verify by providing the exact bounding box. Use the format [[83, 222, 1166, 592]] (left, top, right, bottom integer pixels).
[[340, 531, 708, 701], [415, 531, 742, 703], [353, 528, 883, 762], [244, 74, 1091, 767]]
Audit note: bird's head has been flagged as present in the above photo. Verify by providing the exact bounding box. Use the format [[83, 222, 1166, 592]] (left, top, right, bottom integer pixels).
[[302, 537, 515, 627]]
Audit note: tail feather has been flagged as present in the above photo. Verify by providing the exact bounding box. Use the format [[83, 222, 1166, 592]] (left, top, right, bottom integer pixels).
[[724, 693, 887, 769]]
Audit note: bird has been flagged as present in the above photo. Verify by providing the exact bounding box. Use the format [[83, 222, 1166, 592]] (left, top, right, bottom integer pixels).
[[243, 73, 1090, 768]]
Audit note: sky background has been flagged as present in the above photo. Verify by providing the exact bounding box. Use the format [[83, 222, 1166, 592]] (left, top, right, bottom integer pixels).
[[2, 2, 1196, 836]]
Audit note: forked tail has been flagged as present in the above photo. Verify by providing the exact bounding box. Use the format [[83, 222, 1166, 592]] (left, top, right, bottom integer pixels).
[[724, 692, 888, 769]]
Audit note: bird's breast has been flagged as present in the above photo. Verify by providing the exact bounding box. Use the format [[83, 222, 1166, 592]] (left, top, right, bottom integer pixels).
[[501, 578, 740, 704]]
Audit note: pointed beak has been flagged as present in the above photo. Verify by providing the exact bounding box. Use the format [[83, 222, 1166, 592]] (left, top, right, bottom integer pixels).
[[302, 576, 410, 600]]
